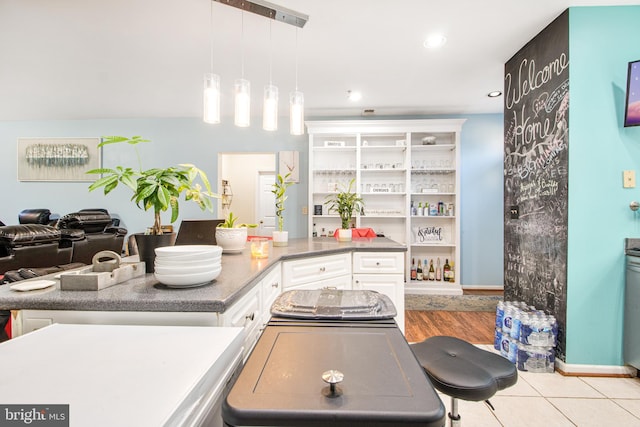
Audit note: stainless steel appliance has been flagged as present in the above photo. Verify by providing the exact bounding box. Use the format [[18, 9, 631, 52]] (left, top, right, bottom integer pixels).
[[223, 289, 445, 427], [625, 239, 640, 369]]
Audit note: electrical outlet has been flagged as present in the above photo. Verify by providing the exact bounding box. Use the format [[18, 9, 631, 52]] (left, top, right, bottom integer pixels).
[[301, 206, 308, 215], [624, 170, 636, 188]]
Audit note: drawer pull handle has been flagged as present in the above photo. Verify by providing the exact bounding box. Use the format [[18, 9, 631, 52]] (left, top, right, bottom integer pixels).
[[271, 282, 279, 288], [319, 267, 326, 272], [376, 262, 380, 266], [245, 313, 255, 322]]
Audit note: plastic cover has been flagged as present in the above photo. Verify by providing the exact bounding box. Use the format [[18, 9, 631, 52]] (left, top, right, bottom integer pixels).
[[270, 289, 396, 320]]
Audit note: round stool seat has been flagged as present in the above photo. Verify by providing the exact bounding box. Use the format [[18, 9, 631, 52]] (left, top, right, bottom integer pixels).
[[410, 336, 518, 402]]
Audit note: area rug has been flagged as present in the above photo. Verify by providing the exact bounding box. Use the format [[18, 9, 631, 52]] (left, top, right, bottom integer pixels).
[[405, 294, 502, 312]]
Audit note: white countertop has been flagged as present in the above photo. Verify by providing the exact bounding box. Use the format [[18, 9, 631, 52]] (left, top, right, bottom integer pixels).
[[0, 324, 244, 427]]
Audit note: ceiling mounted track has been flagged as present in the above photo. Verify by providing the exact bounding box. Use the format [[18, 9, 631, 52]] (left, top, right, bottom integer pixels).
[[213, 0, 308, 28]]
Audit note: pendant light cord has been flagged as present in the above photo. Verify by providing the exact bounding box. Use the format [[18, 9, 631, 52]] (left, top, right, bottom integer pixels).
[[269, 21, 273, 84], [209, 0, 214, 72], [294, 27, 299, 91], [241, 11, 245, 78]]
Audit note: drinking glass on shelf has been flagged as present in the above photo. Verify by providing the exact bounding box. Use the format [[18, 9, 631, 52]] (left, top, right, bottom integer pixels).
[[448, 183, 454, 193]]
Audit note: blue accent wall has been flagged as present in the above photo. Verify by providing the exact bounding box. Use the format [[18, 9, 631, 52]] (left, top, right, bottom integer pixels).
[[0, 113, 504, 287], [567, 6, 640, 365]]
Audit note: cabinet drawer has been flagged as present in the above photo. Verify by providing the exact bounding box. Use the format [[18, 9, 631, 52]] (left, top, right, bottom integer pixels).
[[353, 252, 404, 274], [282, 253, 351, 289], [286, 274, 351, 291]]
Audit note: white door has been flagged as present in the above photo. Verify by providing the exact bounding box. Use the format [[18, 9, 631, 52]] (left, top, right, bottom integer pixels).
[[256, 172, 276, 235]]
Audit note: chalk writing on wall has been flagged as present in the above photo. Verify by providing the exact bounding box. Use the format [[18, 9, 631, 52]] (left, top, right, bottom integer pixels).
[[503, 10, 569, 360]]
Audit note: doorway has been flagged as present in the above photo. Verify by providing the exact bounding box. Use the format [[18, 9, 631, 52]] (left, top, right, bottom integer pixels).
[[218, 153, 276, 236]]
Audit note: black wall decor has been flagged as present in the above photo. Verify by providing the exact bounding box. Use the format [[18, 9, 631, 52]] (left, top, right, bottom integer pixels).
[[503, 10, 569, 359]]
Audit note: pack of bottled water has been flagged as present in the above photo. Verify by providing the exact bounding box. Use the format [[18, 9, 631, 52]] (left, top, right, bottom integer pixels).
[[494, 300, 557, 373]]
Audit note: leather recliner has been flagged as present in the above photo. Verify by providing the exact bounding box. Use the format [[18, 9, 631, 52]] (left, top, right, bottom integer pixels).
[[0, 224, 74, 274], [57, 210, 127, 264]]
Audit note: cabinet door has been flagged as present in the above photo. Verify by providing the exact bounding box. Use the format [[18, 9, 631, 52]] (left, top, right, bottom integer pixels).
[[353, 252, 404, 274], [353, 273, 405, 333], [282, 254, 351, 289], [260, 266, 282, 326], [220, 287, 261, 361]]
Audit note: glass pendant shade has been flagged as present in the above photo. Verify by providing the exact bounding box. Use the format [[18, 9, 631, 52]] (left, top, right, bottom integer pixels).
[[203, 73, 221, 124], [234, 78, 251, 127], [263, 84, 278, 131], [289, 90, 304, 135]]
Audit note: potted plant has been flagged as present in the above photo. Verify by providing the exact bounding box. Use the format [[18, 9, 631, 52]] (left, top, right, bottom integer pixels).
[[215, 212, 257, 253], [324, 178, 364, 242], [271, 172, 294, 246], [86, 135, 217, 272]]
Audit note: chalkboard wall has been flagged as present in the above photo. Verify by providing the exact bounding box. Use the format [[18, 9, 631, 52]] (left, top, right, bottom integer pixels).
[[503, 10, 569, 359]]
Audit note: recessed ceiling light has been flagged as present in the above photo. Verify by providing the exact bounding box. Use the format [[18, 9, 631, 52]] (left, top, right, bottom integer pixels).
[[423, 33, 447, 49], [487, 91, 502, 98], [347, 90, 362, 102]]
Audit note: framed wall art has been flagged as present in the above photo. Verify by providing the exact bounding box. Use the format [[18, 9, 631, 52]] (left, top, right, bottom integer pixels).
[[17, 137, 102, 182], [278, 150, 299, 183]]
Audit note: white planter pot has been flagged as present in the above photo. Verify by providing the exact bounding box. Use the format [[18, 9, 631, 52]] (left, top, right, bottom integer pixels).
[[215, 227, 248, 253], [272, 230, 288, 247], [337, 228, 352, 242]]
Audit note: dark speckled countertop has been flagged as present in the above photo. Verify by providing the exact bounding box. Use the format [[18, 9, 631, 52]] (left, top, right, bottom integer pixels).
[[0, 237, 405, 313]]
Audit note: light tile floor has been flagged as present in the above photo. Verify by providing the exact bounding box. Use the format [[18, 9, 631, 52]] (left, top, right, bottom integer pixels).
[[437, 345, 640, 426]]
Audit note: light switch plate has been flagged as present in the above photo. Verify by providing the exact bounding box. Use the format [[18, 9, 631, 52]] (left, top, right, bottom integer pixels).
[[624, 170, 636, 188]]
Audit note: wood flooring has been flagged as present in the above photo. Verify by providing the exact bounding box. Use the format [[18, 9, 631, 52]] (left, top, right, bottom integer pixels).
[[404, 310, 496, 344]]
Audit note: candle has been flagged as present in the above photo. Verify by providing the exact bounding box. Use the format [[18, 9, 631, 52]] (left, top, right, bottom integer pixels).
[[250, 238, 270, 259]]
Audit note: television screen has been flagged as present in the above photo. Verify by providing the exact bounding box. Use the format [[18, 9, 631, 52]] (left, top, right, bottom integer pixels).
[[625, 59, 640, 127]]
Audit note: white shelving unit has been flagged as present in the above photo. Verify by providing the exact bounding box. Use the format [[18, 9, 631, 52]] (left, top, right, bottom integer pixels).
[[306, 119, 465, 295]]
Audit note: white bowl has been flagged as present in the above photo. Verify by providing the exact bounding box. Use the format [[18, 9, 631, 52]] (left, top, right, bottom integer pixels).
[[154, 267, 221, 287], [156, 245, 222, 258], [154, 255, 221, 267], [154, 262, 221, 275], [154, 250, 223, 263]]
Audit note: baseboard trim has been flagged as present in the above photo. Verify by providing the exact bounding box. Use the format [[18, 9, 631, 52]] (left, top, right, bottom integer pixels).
[[555, 359, 637, 377], [461, 285, 504, 291]]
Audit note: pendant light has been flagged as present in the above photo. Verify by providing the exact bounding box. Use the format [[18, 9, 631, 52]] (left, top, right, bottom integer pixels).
[[290, 28, 304, 135], [263, 21, 278, 131], [235, 11, 250, 127], [203, 1, 220, 124]]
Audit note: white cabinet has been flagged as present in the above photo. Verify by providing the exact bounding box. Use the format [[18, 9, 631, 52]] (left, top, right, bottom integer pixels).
[[306, 119, 465, 295], [282, 253, 352, 290], [259, 265, 282, 326], [219, 286, 261, 361], [353, 252, 405, 332]]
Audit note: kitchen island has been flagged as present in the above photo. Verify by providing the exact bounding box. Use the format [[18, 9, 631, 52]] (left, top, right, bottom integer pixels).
[[0, 237, 406, 341]]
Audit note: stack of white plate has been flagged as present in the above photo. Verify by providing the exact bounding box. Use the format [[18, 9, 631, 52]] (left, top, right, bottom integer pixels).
[[154, 245, 222, 288]]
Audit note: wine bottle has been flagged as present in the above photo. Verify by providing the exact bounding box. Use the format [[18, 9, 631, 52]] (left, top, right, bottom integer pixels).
[[411, 258, 417, 280], [450, 261, 455, 283], [428, 259, 435, 281], [416, 259, 423, 281], [443, 259, 451, 282], [436, 257, 442, 281]]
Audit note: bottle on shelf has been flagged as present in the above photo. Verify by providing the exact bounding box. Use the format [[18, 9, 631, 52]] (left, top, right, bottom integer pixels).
[[416, 259, 423, 281], [320, 227, 327, 237], [410, 258, 417, 280], [417, 202, 423, 216], [450, 261, 455, 283], [436, 257, 442, 281], [443, 259, 451, 282], [312, 223, 318, 237], [410, 201, 417, 216], [428, 259, 435, 281]]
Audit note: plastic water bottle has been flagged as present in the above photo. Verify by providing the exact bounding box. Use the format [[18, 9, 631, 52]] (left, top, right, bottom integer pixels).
[[494, 328, 503, 351], [495, 301, 505, 330]]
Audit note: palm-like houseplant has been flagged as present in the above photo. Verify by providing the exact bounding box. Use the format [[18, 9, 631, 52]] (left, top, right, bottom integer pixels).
[[324, 178, 364, 241], [87, 135, 216, 235], [86, 135, 217, 271], [271, 172, 294, 246]]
